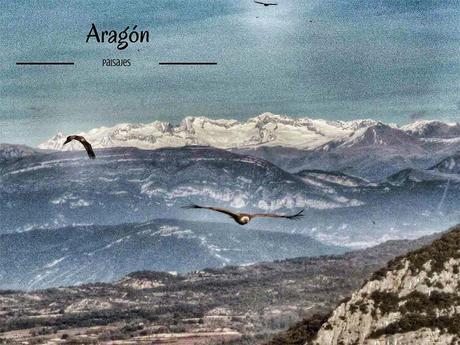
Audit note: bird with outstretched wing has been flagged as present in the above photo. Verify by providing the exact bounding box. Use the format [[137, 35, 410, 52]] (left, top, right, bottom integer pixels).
[[63, 135, 96, 159], [182, 204, 303, 225], [254, 0, 278, 6]]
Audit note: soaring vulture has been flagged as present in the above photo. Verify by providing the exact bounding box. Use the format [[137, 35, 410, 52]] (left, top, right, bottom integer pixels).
[[182, 204, 304, 225], [254, 1, 278, 6], [63, 135, 96, 159]]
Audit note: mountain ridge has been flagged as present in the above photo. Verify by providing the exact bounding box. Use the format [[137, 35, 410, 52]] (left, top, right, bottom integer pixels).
[[30, 113, 460, 180], [1, 145, 459, 248], [0, 145, 362, 235], [0, 218, 345, 290], [37, 113, 459, 152]]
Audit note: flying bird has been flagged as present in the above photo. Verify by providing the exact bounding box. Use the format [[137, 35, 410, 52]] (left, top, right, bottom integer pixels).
[[182, 204, 304, 225], [63, 135, 96, 159], [254, 1, 278, 6]]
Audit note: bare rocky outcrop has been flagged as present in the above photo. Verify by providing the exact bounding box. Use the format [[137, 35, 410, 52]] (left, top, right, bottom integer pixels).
[[309, 225, 460, 345]]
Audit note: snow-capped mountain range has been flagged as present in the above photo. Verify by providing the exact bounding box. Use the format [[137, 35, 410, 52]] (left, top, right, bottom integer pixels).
[[39, 113, 460, 152], [37, 113, 460, 180]]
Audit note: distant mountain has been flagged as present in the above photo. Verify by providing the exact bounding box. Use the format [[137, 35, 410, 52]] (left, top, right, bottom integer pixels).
[[309, 225, 460, 345], [0, 145, 360, 234], [38, 114, 459, 152], [0, 143, 45, 161], [386, 153, 460, 185], [1, 145, 459, 247], [38, 113, 385, 151], [232, 118, 459, 180], [233, 144, 443, 182], [235, 120, 457, 181], [300, 123, 430, 180], [331, 123, 424, 153], [402, 120, 460, 139], [386, 168, 460, 186], [38, 113, 459, 180], [290, 159, 460, 248], [0, 219, 345, 290], [429, 152, 460, 174]]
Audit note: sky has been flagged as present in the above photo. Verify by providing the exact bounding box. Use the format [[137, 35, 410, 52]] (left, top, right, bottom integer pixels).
[[1, 0, 459, 146]]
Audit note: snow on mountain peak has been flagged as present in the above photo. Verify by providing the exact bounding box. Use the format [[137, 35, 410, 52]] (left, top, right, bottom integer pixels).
[[339, 119, 381, 130], [341, 122, 420, 148], [38, 113, 458, 152], [39, 132, 67, 150], [402, 120, 460, 138]]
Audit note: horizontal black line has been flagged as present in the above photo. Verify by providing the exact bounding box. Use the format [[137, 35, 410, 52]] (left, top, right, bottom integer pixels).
[[159, 62, 217, 65], [16, 62, 75, 65]]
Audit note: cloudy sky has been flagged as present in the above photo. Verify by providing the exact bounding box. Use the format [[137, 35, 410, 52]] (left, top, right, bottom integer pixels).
[[1, 0, 459, 145]]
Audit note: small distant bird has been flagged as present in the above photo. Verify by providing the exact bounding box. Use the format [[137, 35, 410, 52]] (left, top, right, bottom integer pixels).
[[63, 135, 96, 159], [254, 0, 278, 6], [372, 220, 376, 225], [182, 204, 304, 225]]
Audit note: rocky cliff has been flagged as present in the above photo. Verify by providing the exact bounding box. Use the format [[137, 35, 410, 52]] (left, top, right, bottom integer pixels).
[[310, 225, 460, 345]]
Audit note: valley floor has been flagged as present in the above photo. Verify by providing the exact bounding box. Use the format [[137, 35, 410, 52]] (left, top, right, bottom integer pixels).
[[0, 234, 435, 345]]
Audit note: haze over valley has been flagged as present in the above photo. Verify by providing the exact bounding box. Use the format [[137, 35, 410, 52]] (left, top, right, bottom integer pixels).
[[1, 114, 459, 291]]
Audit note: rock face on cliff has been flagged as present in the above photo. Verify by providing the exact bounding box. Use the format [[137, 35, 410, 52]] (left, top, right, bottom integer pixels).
[[310, 225, 460, 345]]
